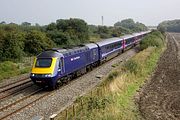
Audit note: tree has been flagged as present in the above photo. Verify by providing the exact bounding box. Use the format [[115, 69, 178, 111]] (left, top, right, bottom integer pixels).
[[0, 30, 25, 61], [46, 22, 57, 31], [46, 18, 89, 46], [97, 26, 111, 38], [114, 18, 147, 32], [24, 30, 55, 55], [158, 19, 180, 32], [21, 22, 31, 26], [0, 21, 6, 24]]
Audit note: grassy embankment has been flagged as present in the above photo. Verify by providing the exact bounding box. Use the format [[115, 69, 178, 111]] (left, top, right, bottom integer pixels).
[[0, 57, 33, 82], [63, 30, 165, 120]]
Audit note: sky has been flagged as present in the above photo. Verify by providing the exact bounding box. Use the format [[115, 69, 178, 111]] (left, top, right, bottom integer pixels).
[[0, 0, 180, 26]]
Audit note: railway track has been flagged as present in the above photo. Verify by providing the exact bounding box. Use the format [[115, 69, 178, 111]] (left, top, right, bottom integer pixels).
[[0, 71, 93, 120], [0, 76, 30, 90], [0, 88, 48, 120], [0, 77, 31, 93], [0, 82, 72, 120], [0, 82, 34, 100], [0, 78, 33, 100]]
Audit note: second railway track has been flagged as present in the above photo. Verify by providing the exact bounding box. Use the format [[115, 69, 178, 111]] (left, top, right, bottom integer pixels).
[[0, 77, 31, 93], [0, 76, 30, 90], [0, 78, 33, 100], [0, 88, 48, 120]]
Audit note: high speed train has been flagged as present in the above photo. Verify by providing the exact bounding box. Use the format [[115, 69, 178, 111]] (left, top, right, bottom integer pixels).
[[30, 31, 150, 89]]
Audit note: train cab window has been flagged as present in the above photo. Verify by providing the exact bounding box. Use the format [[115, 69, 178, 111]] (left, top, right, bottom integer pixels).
[[35, 58, 52, 68]]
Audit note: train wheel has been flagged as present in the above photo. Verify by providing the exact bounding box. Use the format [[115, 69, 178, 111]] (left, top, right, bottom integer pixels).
[[49, 82, 58, 90], [122, 49, 124, 53]]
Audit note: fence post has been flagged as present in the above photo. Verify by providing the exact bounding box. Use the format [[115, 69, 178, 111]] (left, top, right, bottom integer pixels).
[[73, 105, 76, 119], [65, 109, 68, 120], [81, 98, 83, 109], [97, 88, 99, 96], [49, 114, 57, 120]]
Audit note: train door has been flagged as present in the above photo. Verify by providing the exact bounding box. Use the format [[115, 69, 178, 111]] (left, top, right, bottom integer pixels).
[[122, 39, 126, 49], [86, 51, 91, 63], [92, 49, 97, 60], [59, 57, 65, 74]]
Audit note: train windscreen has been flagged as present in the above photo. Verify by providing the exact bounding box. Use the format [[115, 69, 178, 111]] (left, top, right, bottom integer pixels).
[[35, 58, 52, 67]]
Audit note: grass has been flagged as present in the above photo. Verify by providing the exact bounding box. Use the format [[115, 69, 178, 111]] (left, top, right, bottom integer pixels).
[[64, 31, 166, 120], [74, 47, 164, 120], [0, 57, 33, 82]]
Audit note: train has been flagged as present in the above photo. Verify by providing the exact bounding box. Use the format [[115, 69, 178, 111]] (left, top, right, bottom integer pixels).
[[30, 31, 150, 89]]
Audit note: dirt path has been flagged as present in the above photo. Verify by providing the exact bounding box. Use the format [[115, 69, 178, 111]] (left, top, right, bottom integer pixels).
[[138, 33, 180, 120]]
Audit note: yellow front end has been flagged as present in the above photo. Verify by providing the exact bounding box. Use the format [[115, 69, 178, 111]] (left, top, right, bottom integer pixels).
[[31, 57, 57, 74]]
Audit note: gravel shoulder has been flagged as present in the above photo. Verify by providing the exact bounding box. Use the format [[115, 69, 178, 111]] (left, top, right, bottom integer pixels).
[[137, 33, 180, 120], [4, 47, 138, 120]]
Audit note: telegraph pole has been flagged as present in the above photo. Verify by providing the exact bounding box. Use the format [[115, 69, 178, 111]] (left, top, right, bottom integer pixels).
[[101, 16, 104, 26]]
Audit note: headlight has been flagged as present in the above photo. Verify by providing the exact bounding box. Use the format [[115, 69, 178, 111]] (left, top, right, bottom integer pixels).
[[31, 73, 35, 77], [44, 74, 52, 77]]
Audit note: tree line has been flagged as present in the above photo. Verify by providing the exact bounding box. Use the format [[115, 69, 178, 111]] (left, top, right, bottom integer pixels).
[[0, 18, 147, 61], [158, 19, 180, 33]]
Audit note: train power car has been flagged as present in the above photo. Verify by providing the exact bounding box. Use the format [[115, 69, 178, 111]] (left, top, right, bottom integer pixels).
[[30, 31, 150, 89], [30, 43, 99, 89]]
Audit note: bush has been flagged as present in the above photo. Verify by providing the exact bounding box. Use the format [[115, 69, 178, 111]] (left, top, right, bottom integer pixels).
[[85, 96, 111, 110], [140, 30, 164, 50], [0, 61, 20, 80], [107, 70, 119, 81], [124, 59, 139, 74], [24, 30, 55, 55], [0, 30, 25, 61], [0, 61, 31, 81]]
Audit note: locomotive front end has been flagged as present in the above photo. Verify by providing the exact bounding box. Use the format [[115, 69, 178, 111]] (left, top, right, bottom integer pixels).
[[30, 51, 61, 89]]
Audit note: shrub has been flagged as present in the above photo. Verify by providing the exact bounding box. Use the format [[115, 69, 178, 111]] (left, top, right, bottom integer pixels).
[[140, 30, 164, 50], [0, 61, 31, 81], [107, 70, 119, 81], [0, 30, 25, 61], [0, 61, 20, 80], [86, 96, 111, 110], [124, 59, 139, 74]]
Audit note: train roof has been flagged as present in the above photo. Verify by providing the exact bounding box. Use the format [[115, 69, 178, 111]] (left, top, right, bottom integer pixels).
[[43, 45, 89, 57], [96, 34, 136, 47], [84, 43, 98, 49], [120, 34, 134, 39], [37, 50, 61, 58], [38, 43, 99, 58], [38, 31, 150, 58], [96, 37, 123, 46], [96, 31, 150, 47]]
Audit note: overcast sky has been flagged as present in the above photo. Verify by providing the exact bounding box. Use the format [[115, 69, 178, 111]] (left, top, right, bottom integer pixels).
[[0, 0, 180, 26]]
